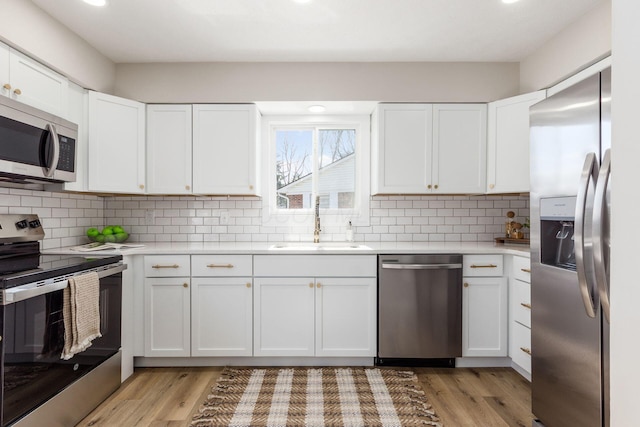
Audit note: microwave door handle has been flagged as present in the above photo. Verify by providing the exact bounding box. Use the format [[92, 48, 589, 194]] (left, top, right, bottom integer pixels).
[[593, 149, 611, 323], [575, 152, 599, 318], [43, 123, 60, 178]]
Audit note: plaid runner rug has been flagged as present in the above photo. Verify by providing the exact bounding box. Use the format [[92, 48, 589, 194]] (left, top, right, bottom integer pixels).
[[191, 367, 441, 427]]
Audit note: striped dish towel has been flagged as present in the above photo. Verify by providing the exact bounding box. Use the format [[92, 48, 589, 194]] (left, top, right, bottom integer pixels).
[[61, 271, 102, 360]]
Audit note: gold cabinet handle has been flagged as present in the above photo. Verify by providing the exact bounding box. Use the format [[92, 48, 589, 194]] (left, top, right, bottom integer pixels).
[[427, 184, 432, 189], [521, 268, 531, 273], [317, 283, 322, 288], [3, 83, 10, 90], [139, 184, 145, 190], [520, 347, 532, 356], [246, 282, 251, 288], [183, 283, 188, 288], [470, 264, 498, 269], [434, 184, 439, 189], [152, 264, 180, 269], [520, 302, 532, 309], [185, 185, 190, 190], [309, 283, 314, 288], [13, 88, 21, 95], [489, 184, 495, 189], [206, 263, 234, 269], [249, 185, 254, 190], [463, 282, 469, 288]]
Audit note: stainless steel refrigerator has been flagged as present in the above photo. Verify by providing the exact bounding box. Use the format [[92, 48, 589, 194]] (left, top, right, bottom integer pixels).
[[529, 67, 611, 427]]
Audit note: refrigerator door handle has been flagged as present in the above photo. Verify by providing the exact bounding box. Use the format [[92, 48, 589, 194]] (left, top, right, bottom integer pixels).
[[593, 148, 611, 323], [575, 152, 599, 318]]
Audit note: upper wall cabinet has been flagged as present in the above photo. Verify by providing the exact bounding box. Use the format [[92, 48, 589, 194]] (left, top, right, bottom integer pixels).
[[372, 103, 487, 195], [88, 91, 146, 194], [146, 104, 193, 194], [486, 90, 546, 194], [0, 43, 69, 118], [192, 104, 260, 195]]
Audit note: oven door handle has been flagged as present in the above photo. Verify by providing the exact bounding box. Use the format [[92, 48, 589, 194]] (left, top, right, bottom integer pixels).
[[2, 280, 69, 305], [98, 263, 127, 278]]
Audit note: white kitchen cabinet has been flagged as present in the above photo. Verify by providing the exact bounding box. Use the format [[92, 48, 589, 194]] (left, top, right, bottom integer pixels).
[[64, 83, 89, 192], [190, 254, 253, 356], [487, 90, 546, 193], [253, 255, 377, 358], [144, 277, 191, 357], [315, 277, 376, 357], [0, 43, 69, 118], [372, 104, 433, 194], [509, 255, 532, 378], [462, 255, 508, 357], [372, 103, 486, 194], [143, 255, 191, 357], [88, 91, 145, 194], [191, 278, 253, 356], [253, 277, 316, 357], [192, 104, 260, 195], [146, 104, 193, 194]]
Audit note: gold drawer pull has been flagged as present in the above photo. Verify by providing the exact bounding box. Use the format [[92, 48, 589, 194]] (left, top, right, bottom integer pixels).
[[152, 264, 180, 269], [520, 347, 532, 356], [207, 263, 234, 269], [521, 268, 531, 273], [309, 283, 314, 288], [470, 264, 497, 269], [246, 283, 251, 288], [463, 282, 469, 288], [317, 283, 322, 288], [520, 303, 532, 309], [183, 283, 189, 288]]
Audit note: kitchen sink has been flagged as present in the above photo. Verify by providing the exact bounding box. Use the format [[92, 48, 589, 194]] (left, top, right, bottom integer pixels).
[[268, 242, 372, 251]]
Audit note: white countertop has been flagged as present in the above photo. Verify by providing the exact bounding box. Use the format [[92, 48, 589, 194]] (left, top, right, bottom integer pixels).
[[44, 241, 530, 257]]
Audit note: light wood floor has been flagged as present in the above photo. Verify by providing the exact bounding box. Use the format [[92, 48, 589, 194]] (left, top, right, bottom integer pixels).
[[77, 366, 531, 427]]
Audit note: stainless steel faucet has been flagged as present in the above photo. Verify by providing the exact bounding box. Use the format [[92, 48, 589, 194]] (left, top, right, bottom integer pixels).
[[313, 195, 321, 243]]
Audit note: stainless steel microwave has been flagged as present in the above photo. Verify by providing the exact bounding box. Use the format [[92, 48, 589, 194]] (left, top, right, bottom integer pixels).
[[0, 95, 77, 184]]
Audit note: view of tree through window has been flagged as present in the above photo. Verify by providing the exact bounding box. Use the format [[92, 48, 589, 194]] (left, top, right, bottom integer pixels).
[[276, 128, 356, 210]]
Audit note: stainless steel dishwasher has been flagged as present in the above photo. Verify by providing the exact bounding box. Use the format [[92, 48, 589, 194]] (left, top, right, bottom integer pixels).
[[377, 254, 462, 366]]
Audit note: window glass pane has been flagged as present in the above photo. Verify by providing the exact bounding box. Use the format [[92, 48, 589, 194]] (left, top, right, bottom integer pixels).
[[318, 129, 356, 209], [276, 130, 313, 209]]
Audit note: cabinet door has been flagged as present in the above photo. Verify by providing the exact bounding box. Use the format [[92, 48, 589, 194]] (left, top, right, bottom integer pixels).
[[315, 278, 376, 357], [64, 83, 89, 192], [192, 104, 259, 195], [88, 91, 145, 193], [462, 276, 508, 357], [191, 277, 253, 356], [146, 104, 193, 194], [253, 277, 315, 356], [372, 104, 433, 194], [8, 49, 68, 117], [0, 43, 9, 98], [144, 277, 190, 357], [432, 104, 487, 194], [487, 91, 546, 193]]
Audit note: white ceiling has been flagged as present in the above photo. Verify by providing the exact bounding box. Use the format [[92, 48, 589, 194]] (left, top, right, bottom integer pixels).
[[30, 0, 605, 64]]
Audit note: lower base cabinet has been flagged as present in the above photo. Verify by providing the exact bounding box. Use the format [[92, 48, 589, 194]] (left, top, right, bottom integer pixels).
[[462, 277, 508, 357], [191, 278, 253, 356], [144, 277, 191, 357]]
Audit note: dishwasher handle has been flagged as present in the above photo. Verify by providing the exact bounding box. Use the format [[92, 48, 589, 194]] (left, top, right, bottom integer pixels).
[[381, 262, 462, 270]]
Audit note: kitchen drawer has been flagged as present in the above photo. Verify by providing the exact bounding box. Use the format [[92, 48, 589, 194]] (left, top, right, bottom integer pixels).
[[513, 278, 531, 328], [512, 256, 531, 283], [144, 255, 191, 277], [463, 254, 503, 277], [191, 255, 252, 277], [511, 321, 531, 374], [254, 255, 376, 277]]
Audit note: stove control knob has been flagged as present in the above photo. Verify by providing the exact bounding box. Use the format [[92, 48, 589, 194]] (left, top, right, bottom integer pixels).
[[28, 219, 41, 229], [15, 220, 28, 230]]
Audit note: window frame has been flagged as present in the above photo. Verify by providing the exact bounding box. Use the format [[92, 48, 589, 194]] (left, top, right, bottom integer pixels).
[[261, 114, 371, 227]]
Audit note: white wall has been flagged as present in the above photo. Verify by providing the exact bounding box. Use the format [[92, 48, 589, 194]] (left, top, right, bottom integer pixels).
[[115, 62, 520, 103], [610, 0, 640, 425], [0, 0, 116, 93], [519, 1, 611, 92]]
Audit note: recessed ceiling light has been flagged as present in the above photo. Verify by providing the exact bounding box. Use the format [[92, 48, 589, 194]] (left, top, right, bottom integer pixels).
[[308, 105, 326, 113], [502, 0, 521, 3], [83, 0, 108, 6]]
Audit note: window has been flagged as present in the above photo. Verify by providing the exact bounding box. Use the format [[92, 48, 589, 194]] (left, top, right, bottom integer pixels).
[[262, 115, 370, 227]]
